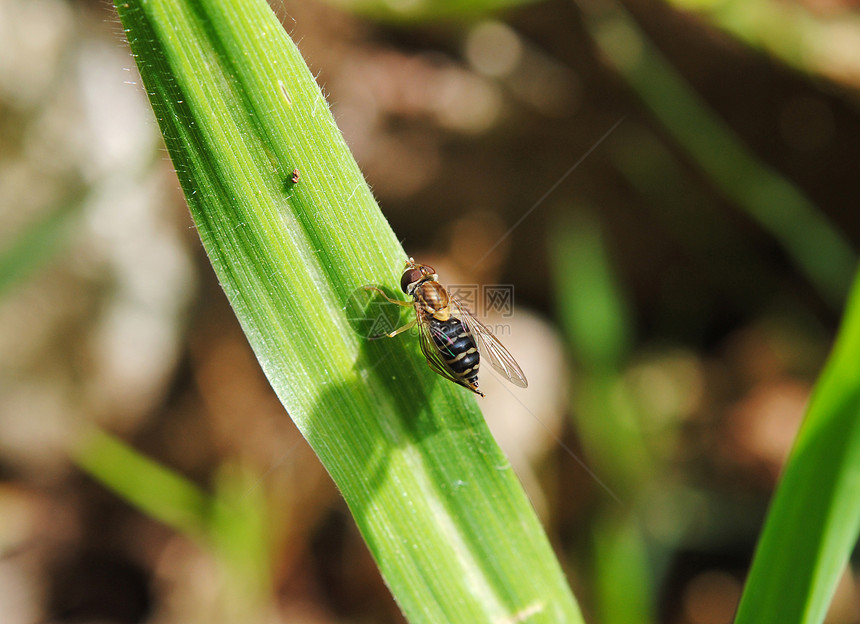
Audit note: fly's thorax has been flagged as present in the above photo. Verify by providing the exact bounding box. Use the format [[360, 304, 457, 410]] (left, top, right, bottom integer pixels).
[[414, 281, 451, 320]]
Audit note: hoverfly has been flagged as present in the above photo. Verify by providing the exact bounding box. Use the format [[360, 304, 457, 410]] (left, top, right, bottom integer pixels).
[[365, 258, 528, 396]]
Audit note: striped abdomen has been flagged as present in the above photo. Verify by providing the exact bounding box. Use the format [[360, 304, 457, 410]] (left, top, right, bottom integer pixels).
[[429, 317, 480, 388]]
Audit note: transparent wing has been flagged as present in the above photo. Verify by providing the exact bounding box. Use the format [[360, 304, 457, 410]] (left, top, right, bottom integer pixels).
[[416, 313, 482, 394], [451, 297, 528, 388]]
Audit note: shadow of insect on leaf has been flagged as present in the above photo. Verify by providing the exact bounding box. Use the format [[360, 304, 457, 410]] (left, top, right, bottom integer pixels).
[[343, 286, 440, 418], [344, 285, 408, 341]]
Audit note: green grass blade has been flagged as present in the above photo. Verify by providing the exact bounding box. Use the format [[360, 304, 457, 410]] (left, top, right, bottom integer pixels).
[[74, 428, 211, 538], [592, 510, 654, 624], [551, 212, 632, 372], [734, 267, 860, 624], [551, 212, 656, 624], [0, 190, 85, 298], [112, 1, 582, 621], [74, 430, 272, 614], [207, 464, 273, 610], [551, 212, 650, 491]]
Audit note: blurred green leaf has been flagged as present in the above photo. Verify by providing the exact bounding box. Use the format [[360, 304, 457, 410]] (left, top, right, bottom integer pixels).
[[609, 124, 782, 321], [592, 511, 654, 624], [550, 211, 656, 624], [0, 191, 84, 299], [75, 429, 272, 615], [319, 0, 539, 22], [550, 211, 632, 372], [208, 464, 273, 609], [667, 0, 860, 88], [74, 427, 210, 538], [579, 0, 856, 309], [110, 0, 582, 621], [735, 267, 860, 623], [550, 211, 649, 492]]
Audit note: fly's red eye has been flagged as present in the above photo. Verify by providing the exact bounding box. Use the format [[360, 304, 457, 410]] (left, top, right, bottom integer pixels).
[[421, 265, 436, 276], [401, 268, 423, 293]]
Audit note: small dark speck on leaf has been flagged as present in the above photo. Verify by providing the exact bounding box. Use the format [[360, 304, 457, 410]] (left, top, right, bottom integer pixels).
[[291, 168, 301, 184]]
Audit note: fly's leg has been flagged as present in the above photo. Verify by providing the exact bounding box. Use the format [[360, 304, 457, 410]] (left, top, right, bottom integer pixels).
[[369, 318, 417, 340], [363, 285, 416, 339], [363, 285, 412, 306]]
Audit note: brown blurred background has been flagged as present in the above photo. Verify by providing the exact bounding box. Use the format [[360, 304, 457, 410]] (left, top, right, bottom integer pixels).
[[0, 0, 858, 622]]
